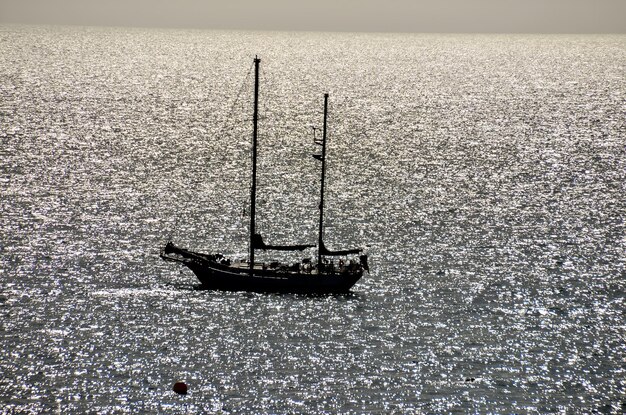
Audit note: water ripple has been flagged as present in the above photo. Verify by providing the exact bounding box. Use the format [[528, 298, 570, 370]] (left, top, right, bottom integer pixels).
[[1, 26, 625, 414]]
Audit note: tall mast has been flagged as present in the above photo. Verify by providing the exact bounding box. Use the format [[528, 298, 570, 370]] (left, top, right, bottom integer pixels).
[[317, 93, 329, 269], [250, 56, 260, 274]]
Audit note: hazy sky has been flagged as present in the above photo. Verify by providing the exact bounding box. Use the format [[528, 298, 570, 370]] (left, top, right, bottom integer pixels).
[[1, 0, 625, 33]]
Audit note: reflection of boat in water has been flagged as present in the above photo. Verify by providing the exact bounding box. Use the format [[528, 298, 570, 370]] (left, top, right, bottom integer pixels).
[[160, 56, 368, 294]]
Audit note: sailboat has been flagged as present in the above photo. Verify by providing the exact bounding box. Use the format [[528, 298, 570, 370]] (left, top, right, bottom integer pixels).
[[160, 56, 369, 294]]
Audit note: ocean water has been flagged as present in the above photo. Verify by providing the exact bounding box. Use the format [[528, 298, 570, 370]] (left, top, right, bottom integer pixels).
[[1, 25, 625, 414]]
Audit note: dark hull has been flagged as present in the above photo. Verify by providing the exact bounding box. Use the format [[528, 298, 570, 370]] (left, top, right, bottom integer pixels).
[[161, 244, 364, 294], [189, 262, 362, 294]]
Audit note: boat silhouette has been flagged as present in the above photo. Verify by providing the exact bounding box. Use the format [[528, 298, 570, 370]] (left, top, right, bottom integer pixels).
[[160, 57, 369, 294]]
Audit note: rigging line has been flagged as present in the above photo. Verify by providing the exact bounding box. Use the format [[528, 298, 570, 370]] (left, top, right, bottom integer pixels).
[[218, 60, 255, 139], [251, 63, 271, 235], [169, 60, 254, 246]]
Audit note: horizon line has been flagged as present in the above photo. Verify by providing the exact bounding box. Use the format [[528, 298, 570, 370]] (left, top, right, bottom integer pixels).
[[1, 21, 625, 36]]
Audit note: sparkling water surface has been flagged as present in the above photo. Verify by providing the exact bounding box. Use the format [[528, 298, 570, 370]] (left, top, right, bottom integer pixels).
[[1, 26, 625, 414]]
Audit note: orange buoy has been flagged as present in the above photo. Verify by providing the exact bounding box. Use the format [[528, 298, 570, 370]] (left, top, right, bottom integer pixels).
[[172, 381, 188, 395]]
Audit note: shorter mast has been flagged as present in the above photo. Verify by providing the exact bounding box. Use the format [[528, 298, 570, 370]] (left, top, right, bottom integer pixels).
[[317, 93, 329, 269], [313, 93, 362, 265]]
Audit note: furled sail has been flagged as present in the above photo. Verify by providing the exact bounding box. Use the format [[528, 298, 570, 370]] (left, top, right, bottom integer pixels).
[[253, 234, 314, 251]]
